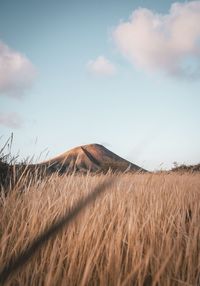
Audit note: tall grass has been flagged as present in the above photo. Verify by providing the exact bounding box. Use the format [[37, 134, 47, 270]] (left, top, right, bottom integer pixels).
[[0, 172, 200, 285]]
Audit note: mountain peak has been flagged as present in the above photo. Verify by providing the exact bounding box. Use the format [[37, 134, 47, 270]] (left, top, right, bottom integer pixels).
[[40, 143, 146, 174]]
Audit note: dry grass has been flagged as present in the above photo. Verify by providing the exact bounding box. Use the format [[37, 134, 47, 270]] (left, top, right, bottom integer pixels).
[[0, 172, 200, 285]]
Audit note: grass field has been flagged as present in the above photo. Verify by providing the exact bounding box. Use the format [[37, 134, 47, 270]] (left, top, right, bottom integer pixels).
[[0, 172, 200, 285]]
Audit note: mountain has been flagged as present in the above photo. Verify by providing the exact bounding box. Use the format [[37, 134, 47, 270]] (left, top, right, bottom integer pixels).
[[39, 144, 146, 174], [0, 144, 146, 189]]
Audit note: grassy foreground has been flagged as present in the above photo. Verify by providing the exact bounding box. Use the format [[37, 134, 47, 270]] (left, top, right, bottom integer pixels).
[[0, 173, 200, 285]]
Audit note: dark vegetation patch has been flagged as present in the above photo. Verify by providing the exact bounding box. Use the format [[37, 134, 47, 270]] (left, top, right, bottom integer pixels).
[[171, 163, 200, 173]]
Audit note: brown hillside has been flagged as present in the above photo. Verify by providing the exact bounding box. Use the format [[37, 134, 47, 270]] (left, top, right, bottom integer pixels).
[[39, 144, 146, 174], [0, 144, 146, 190]]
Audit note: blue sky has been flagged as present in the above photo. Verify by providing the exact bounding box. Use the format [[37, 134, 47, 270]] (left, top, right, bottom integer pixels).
[[0, 0, 200, 170]]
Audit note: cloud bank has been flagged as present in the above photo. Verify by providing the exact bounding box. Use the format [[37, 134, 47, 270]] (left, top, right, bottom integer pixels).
[[113, 1, 200, 78], [87, 56, 116, 76], [0, 41, 36, 97], [0, 112, 23, 128]]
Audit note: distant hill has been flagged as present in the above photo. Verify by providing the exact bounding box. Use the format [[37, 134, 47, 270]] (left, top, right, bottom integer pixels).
[[39, 144, 146, 174], [0, 144, 146, 189]]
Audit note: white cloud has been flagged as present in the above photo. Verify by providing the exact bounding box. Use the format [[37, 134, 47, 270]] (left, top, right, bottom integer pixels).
[[0, 112, 23, 128], [87, 56, 116, 76], [0, 41, 36, 97], [113, 1, 200, 78]]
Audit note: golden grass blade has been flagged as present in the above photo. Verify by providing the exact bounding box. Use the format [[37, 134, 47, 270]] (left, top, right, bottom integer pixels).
[[0, 179, 113, 284]]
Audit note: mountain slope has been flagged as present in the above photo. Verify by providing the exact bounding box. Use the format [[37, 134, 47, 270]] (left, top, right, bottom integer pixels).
[[39, 144, 146, 174]]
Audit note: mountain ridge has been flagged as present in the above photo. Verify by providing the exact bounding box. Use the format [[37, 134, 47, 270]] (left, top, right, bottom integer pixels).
[[0, 144, 146, 189], [39, 143, 146, 174]]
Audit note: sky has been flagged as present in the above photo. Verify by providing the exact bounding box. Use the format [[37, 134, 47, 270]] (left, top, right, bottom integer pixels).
[[0, 0, 200, 170]]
